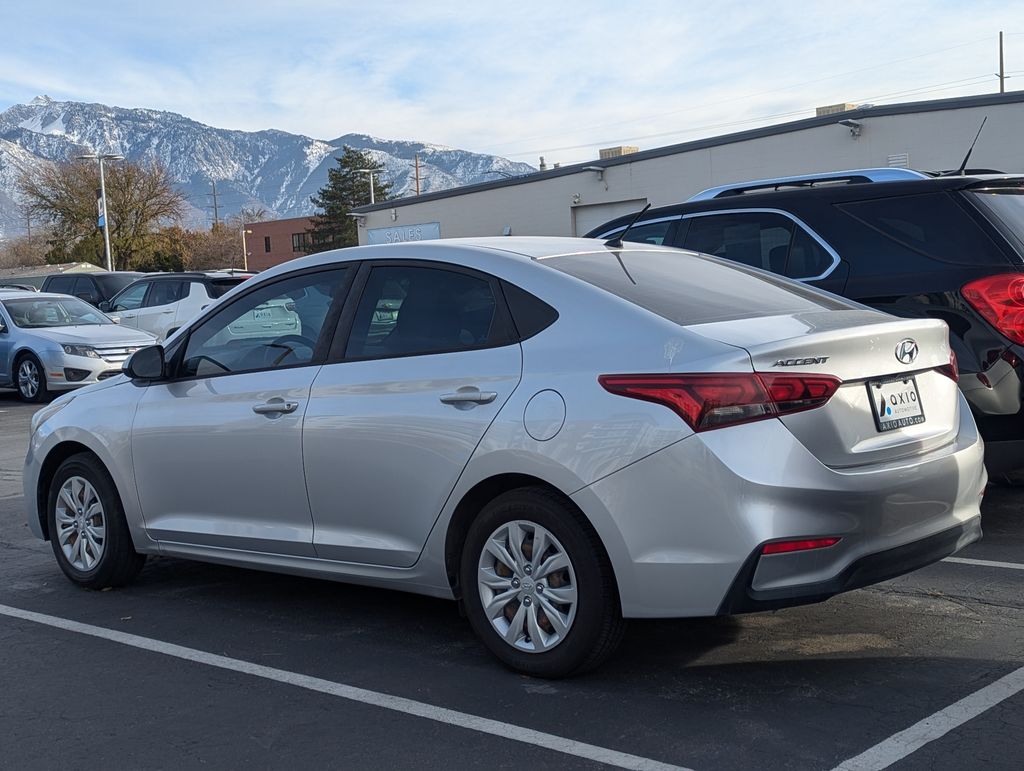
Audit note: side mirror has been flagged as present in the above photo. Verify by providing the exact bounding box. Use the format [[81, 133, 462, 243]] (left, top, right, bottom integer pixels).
[[124, 345, 165, 380], [98, 301, 112, 312]]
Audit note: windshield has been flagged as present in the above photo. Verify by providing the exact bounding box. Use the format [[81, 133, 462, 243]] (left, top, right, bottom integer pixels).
[[968, 188, 1024, 257], [2, 297, 113, 328]]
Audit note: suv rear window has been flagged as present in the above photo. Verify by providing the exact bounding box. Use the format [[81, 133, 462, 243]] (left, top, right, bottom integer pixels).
[[837, 192, 1009, 266], [543, 250, 847, 326], [207, 278, 247, 298]]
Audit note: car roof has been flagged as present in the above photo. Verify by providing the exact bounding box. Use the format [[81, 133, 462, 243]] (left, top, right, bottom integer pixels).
[[0, 289, 74, 300], [589, 172, 1024, 234]]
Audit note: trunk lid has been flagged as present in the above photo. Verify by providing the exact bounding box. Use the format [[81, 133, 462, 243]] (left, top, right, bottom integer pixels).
[[688, 309, 960, 467]]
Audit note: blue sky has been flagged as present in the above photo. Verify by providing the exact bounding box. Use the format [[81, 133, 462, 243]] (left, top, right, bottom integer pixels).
[[2, 1, 1023, 164]]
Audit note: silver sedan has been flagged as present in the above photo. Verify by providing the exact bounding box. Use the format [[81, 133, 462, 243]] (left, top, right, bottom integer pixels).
[[23, 238, 986, 677], [0, 290, 155, 402]]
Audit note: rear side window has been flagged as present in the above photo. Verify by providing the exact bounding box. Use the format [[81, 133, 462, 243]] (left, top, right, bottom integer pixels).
[[45, 276, 74, 294], [146, 280, 185, 307], [544, 250, 848, 326], [606, 220, 678, 246], [346, 265, 506, 359], [71, 276, 98, 301], [838, 192, 1009, 266], [681, 212, 794, 272]]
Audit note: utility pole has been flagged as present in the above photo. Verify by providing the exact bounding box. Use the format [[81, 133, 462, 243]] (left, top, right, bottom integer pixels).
[[999, 30, 1006, 93], [77, 152, 123, 271], [25, 212, 31, 238], [207, 181, 221, 228], [240, 226, 253, 272], [356, 169, 378, 205], [414, 153, 421, 195]]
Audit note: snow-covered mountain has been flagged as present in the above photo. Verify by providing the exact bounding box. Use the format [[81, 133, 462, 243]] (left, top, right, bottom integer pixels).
[[0, 96, 535, 238]]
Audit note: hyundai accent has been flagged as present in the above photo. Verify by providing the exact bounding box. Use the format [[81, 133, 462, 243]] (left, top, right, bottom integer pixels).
[[24, 237, 986, 677]]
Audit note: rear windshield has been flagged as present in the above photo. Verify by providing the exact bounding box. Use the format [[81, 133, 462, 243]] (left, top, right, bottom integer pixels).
[[542, 250, 848, 326], [207, 278, 247, 298]]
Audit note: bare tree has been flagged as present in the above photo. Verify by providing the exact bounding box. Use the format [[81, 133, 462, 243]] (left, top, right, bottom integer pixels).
[[0, 231, 50, 268], [18, 159, 187, 270]]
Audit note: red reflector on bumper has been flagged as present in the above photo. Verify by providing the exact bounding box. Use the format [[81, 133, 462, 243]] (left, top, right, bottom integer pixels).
[[762, 537, 841, 555]]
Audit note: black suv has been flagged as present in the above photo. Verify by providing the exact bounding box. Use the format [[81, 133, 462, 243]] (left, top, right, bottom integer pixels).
[[42, 271, 145, 307], [587, 169, 1024, 477]]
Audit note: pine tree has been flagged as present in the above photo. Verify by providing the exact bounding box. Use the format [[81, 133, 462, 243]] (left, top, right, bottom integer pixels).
[[305, 147, 391, 253]]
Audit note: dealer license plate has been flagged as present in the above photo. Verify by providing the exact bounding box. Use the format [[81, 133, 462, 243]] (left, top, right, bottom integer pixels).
[[867, 376, 925, 432]]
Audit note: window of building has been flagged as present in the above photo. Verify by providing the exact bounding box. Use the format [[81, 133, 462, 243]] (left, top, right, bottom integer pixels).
[[264, 236, 271, 253], [292, 233, 312, 252]]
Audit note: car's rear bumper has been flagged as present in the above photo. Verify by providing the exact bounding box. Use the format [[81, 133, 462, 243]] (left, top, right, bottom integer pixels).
[[573, 394, 987, 618], [717, 517, 981, 614]]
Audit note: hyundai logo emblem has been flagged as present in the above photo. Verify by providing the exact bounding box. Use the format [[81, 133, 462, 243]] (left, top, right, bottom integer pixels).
[[895, 338, 919, 365]]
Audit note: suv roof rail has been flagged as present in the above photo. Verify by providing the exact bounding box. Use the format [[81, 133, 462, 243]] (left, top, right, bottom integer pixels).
[[687, 168, 931, 201]]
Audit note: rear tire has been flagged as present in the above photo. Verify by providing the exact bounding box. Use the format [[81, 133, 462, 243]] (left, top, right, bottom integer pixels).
[[47, 453, 145, 589], [460, 487, 625, 678], [15, 353, 49, 403]]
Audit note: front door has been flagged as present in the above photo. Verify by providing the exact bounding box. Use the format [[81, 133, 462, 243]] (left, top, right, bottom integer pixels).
[[107, 280, 150, 330], [131, 267, 350, 555], [304, 262, 522, 566]]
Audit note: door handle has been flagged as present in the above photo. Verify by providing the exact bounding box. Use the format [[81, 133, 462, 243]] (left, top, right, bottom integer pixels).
[[252, 399, 299, 415], [160, 309, 174, 314], [440, 390, 498, 405]]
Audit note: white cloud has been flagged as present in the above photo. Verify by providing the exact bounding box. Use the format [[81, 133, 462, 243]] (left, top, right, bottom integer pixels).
[[0, 1, 1021, 163]]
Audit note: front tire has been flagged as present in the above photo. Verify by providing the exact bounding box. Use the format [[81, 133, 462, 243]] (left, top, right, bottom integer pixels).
[[47, 453, 145, 589], [15, 353, 49, 403], [460, 487, 625, 678]]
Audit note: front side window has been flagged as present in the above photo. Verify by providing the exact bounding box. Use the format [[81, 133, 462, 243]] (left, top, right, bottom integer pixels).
[[71, 277, 99, 302], [179, 269, 346, 378], [2, 297, 112, 328], [682, 212, 795, 272], [346, 265, 500, 359], [111, 282, 149, 312]]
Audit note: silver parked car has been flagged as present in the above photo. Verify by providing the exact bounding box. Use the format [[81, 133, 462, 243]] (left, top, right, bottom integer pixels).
[[23, 238, 986, 676], [0, 290, 156, 402]]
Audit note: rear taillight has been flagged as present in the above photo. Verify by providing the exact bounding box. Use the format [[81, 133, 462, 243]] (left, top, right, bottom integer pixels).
[[937, 349, 959, 383], [598, 372, 841, 432], [962, 273, 1024, 345]]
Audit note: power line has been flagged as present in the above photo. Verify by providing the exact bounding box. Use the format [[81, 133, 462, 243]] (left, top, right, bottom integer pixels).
[[497, 73, 998, 159], [477, 36, 993, 155]]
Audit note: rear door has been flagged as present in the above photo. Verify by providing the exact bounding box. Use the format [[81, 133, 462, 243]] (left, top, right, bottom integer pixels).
[[303, 261, 522, 566]]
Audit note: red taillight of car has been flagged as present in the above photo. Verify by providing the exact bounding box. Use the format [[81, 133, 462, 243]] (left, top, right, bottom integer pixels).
[[937, 349, 959, 383], [762, 537, 842, 555], [961, 273, 1024, 345], [597, 372, 842, 432]]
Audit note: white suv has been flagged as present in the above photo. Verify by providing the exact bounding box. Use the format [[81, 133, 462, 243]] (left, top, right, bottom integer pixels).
[[102, 272, 253, 341]]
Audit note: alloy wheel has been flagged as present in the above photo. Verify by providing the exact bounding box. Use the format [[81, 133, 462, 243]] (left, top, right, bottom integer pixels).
[[477, 520, 578, 653], [54, 476, 106, 572], [17, 359, 39, 400]]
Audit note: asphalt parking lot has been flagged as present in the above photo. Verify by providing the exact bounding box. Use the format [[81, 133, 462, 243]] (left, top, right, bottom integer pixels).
[[0, 391, 1021, 770]]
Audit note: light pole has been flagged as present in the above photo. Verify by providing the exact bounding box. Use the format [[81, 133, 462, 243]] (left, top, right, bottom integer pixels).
[[78, 153, 124, 271], [356, 169, 378, 205], [240, 227, 253, 271]]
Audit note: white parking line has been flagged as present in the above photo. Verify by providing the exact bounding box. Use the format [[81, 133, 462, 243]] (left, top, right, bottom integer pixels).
[[831, 663, 1024, 771], [0, 603, 688, 771], [943, 556, 1024, 571]]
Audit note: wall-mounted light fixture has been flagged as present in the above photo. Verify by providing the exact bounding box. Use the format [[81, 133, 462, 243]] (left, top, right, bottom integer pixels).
[[838, 119, 862, 138]]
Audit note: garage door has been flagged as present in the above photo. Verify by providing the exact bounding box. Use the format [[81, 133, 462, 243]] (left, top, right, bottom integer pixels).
[[571, 199, 648, 237]]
